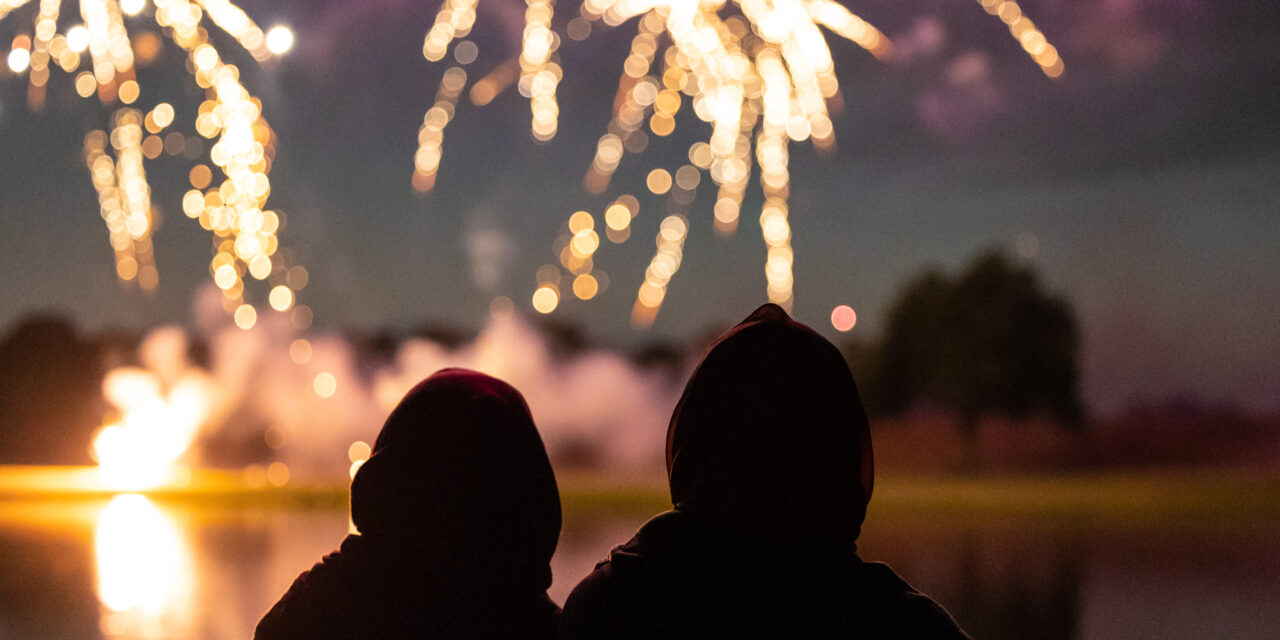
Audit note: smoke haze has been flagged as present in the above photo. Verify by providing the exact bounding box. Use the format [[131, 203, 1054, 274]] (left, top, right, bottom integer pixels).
[[145, 287, 688, 480]]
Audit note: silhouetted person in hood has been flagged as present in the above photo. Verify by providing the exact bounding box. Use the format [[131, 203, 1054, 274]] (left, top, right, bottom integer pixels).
[[560, 304, 969, 638], [255, 369, 561, 639]]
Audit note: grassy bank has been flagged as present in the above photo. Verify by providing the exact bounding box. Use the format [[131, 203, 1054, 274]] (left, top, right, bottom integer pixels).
[[554, 468, 1280, 521]]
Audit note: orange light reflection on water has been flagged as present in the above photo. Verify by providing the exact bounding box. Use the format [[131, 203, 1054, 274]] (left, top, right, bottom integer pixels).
[[94, 494, 194, 638]]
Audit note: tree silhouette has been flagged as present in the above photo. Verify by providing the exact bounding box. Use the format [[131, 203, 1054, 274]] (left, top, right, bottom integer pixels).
[[874, 250, 1083, 457], [0, 315, 106, 464]]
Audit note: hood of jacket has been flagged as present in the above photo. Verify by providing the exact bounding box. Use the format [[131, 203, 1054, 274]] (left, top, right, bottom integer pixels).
[[666, 303, 873, 547], [349, 368, 560, 586]]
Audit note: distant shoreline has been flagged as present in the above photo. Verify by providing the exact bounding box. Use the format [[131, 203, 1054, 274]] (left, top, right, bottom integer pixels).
[[2, 465, 1278, 522]]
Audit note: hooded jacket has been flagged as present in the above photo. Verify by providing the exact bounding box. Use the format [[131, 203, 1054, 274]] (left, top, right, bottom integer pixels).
[[559, 304, 969, 638], [255, 369, 561, 639]]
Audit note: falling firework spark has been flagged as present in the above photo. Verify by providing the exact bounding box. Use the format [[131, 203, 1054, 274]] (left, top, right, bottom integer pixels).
[[412, 0, 1063, 325], [1, 0, 307, 325], [84, 110, 159, 288], [976, 0, 1061, 77]]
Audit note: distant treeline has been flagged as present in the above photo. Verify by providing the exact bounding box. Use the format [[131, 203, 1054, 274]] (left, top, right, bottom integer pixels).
[[1, 249, 1274, 470], [0, 315, 128, 464]]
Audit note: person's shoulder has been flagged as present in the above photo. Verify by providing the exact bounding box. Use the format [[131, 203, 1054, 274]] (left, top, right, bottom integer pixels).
[[856, 561, 972, 639], [254, 545, 363, 639], [559, 558, 623, 639]]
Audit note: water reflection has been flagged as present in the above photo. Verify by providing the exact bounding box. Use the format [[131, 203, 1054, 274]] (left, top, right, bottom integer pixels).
[[0, 497, 1276, 638], [94, 494, 194, 638]]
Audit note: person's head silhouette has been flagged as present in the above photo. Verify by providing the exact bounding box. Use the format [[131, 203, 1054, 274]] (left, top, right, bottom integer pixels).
[[666, 303, 874, 546], [351, 368, 561, 578], [560, 305, 967, 639], [256, 368, 562, 639], [560, 305, 968, 639]]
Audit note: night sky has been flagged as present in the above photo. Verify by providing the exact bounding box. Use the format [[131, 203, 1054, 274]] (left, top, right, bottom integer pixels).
[[1, 0, 1277, 414]]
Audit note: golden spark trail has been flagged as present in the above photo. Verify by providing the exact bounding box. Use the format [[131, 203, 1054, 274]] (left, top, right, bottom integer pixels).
[[976, 0, 1063, 77], [412, 0, 1063, 322], [414, 66, 468, 192], [519, 0, 560, 141], [421, 0, 1066, 322], [84, 110, 159, 289], [565, 0, 895, 314], [1, 0, 305, 325], [632, 213, 688, 328]]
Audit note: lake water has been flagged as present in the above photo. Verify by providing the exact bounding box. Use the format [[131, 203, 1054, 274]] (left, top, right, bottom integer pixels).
[[1, 494, 1277, 639]]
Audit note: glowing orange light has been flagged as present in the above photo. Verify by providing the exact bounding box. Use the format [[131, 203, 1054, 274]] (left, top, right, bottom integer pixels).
[[532, 285, 559, 313], [646, 168, 672, 195], [573, 273, 599, 300], [92, 367, 214, 490], [266, 461, 290, 486], [268, 284, 294, 311], [604, 203, 631, 231], [233, 304, 257, 330], [348, 440, 372, 462], [568, 210, 594, 233], [188, 164, 212, 189]]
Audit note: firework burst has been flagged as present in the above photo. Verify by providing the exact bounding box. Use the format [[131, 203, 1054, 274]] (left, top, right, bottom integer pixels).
[[412, 0, 1063, 326], [1, 0, 307, 328]]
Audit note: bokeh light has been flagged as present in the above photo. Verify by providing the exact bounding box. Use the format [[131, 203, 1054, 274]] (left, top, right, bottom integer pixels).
[[489, 295, 515, 318], [532, 285, 559, 314], [120, 0, 145, 17], [645, 168, 672, 195], [288, 338, 312, 364], [976, 0, 1062, 77], [604, 202, 631, 231], [313, 372, 337, 398], [265, 25, 294, 55], [348, 441, 371, 463], [573, 273, 599, 300], [568, 210, 594, 234], [233, 304, 257, 330], [831, 304, 857, 332], [266, 461, 290, 486], [6, 47, 30, 73], [66, 25, 90, 53], [632, 214, 688, 327], [268, 285, 294, 312]]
